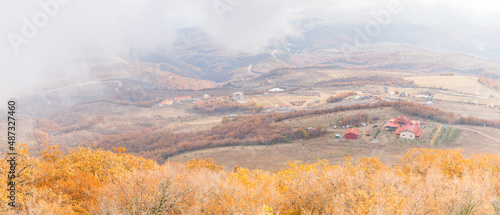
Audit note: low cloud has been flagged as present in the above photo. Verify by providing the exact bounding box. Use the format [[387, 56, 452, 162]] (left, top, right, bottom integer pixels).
[[1, 0, 499, 102]]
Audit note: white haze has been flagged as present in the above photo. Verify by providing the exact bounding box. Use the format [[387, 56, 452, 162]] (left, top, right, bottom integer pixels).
[[1, 0, 500, 103]]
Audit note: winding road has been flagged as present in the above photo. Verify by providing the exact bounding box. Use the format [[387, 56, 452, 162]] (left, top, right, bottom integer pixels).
[[42, 80, 122, 105]]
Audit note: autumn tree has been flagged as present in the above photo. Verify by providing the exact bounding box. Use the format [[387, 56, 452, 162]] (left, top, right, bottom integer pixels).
[[1, 145, 500, 214], [326, 92, 356, 103]]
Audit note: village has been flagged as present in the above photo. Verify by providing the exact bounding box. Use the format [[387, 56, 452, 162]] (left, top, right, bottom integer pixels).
[[157, 80, 500, 115], [18, 68, 500, 173], [330, 115, 424, 141]]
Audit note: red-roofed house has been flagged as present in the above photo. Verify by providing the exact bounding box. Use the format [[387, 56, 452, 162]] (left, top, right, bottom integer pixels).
[[385, 116, 420, 131], [395, 124, 423, 140], [396, 116, 411, 125], [159, 99, 173, 107], [174, 96, 192, 102], [411, 121, 421, 126], [345, 128, 359, 140], [384, 119, 400, 130]]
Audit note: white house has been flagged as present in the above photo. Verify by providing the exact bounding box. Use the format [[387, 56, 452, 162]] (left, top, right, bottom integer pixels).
[[269, 88, 284, 93]]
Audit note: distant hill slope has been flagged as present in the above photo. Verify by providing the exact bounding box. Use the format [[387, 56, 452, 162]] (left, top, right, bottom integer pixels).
[[45, 21, 500, 90], [49, 56, 217, 91], [134, 21, 500, 83]]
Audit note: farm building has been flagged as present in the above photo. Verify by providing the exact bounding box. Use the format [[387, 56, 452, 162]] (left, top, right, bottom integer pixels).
[[345, 128, 359, 140], [158, 99, 173, 107], [175, 96, 192, 102], [385, 116, 420, 131], [280, 104, 293, 111], [395, 124, 423, 140], [269, 87, 284, 93], [307, 127, 316, 132]]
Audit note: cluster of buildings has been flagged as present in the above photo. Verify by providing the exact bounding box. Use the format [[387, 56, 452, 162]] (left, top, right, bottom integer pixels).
[[385, 116, 423, 140], [158, 92, 253, 107], [415, 93, 436, 101], [232, 92, 248, 104], [353, 93, 373, 100], [333, 115, 424, 141]]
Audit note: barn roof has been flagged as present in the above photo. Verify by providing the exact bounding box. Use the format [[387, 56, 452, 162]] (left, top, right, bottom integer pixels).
[[395, 124, 421, 135], [386, 116, 420, 128], [159, 99, 174, 106], [175, 96, 192, 101], [385, 119, 400, 128], [396, 116, 411, 124], [345, 128, 359, 136], [415, 129, 423, 137]]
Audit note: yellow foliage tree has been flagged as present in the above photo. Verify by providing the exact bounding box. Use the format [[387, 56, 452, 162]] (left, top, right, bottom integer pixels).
[[1, 145, 499, 214]]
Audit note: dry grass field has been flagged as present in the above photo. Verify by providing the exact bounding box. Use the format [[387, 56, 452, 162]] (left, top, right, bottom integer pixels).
[[430, 100, 500, 120], [406, 75, 500, 99], [248, 90, 358, 110], [248, 96, 272, 107]]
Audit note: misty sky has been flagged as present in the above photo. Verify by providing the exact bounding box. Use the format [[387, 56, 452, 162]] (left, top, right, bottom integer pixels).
[[1, 0, 500, 102]]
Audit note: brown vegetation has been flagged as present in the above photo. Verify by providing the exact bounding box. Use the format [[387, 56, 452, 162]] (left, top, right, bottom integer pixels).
[[95, 115, 294, 163], [326, 92, 356, 103], [340, 113, 370, 126], [479, 75, 499, 90], [34, 116, 104, 134], [153, 68, 216, 90]]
